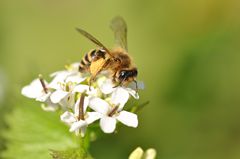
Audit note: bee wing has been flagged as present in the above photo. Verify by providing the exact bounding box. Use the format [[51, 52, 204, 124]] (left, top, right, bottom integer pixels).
[[76, 28, 113, 57], [110, 16, 128, 51]]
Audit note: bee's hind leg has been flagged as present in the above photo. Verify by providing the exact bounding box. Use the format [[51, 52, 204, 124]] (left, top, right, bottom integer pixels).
[[88, 76, 95, 91]]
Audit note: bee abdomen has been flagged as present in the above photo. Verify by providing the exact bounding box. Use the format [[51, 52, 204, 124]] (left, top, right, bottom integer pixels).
[[79, 49, 106, 72]]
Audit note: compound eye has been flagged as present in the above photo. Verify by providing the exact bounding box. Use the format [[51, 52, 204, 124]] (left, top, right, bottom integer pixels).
[[119, 70, 127, 79]]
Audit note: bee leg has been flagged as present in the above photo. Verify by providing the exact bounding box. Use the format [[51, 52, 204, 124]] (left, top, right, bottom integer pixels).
[[88, 76, 94, 91], [88, 73, 98, 91], [113, 83, 121, 88], [88, 81, 92, 91], [113, 79, 124, 88]]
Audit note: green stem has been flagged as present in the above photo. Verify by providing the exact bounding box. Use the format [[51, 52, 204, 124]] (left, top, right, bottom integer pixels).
[[76, 131, 92, 159]]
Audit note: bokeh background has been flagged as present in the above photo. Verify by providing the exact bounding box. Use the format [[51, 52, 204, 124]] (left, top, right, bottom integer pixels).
[[1, 0, 240, 159]]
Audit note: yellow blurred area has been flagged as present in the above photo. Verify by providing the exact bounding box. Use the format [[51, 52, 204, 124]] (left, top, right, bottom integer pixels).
[[1, 0, 240, 159]]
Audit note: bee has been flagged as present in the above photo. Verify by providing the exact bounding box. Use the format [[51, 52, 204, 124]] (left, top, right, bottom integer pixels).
[[77, 16, 138, 89]]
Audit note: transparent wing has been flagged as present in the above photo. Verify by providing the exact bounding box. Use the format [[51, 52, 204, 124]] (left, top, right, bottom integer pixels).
[[110, 16, 128, 51], [76, 28, 113, 57]]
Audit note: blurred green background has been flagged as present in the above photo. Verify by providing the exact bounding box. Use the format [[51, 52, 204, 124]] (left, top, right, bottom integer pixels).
[[1, 0, 240, 159]]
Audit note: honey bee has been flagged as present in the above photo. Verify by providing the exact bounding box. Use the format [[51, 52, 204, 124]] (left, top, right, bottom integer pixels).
[[77, 16, 138, 89]]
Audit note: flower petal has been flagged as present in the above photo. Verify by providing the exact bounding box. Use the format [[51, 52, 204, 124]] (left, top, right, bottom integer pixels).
[[60, 111, 76, 124], [99, 78, 114, 94], [126, 88, 139, 99], [65, 74, 86, 84], [70, 120, 87, 132], [48, 71, 70, 89], [50, 90, 69, 103], [111, 87, 129, 110], [85, 112, 102, 124], [73, 84, 96, 95], [116, 111, 138, 128], [58, 93, 75, 109], [73, 84, 89, 92], [89, 97, 110, 114], [100, 116, 116, 133], [21, 79, 44, 98], [21, 86, 41, 98], [36, 92, 51, 102]]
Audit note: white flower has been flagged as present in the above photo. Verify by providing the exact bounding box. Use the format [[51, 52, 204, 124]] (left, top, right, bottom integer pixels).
[[89, 97, 138, 133], [21, 78, 50, 101], [73, 84, 98, 97], [21, 77, 59, 111], [50, 82, 75, 109], [22, 61, 144, 135], [48, 71, 86, 90], [48, 63, 88, 109], [60, 96, 101, 136], [48, 62, 86, 89], [98, 77, 144, 100], [50, 82, 97, 109]]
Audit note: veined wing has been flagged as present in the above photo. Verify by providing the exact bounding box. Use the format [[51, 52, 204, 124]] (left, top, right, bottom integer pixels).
[[110, 16, 128, 51], [76, 28, 113, 57]]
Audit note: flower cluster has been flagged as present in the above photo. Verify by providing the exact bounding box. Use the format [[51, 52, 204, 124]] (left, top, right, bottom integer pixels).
[[21, 63, 144, 136]]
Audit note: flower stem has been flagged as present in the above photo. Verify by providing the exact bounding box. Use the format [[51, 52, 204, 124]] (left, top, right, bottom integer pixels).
[[77, 131, 92, 158]]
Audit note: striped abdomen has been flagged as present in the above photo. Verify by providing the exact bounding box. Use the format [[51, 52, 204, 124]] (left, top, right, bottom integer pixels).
[[79, 49, 106, 72]]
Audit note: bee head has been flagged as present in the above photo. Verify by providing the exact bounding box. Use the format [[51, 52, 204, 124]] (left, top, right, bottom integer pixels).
[[116, 68, 138, 84]]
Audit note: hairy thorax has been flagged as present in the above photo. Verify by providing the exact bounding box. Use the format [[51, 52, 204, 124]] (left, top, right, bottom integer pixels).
[[107, 47, 133, 71]]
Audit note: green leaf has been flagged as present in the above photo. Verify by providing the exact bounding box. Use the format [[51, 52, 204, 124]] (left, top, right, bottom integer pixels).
[[0, 98, 79, 159], [50, 148, 93, 159]]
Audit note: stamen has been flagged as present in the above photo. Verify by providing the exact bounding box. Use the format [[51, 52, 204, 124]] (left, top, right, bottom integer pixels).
[[38, 74, 48, 94], [108, 105, 119, 117], [78, 93, 85, 121]]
